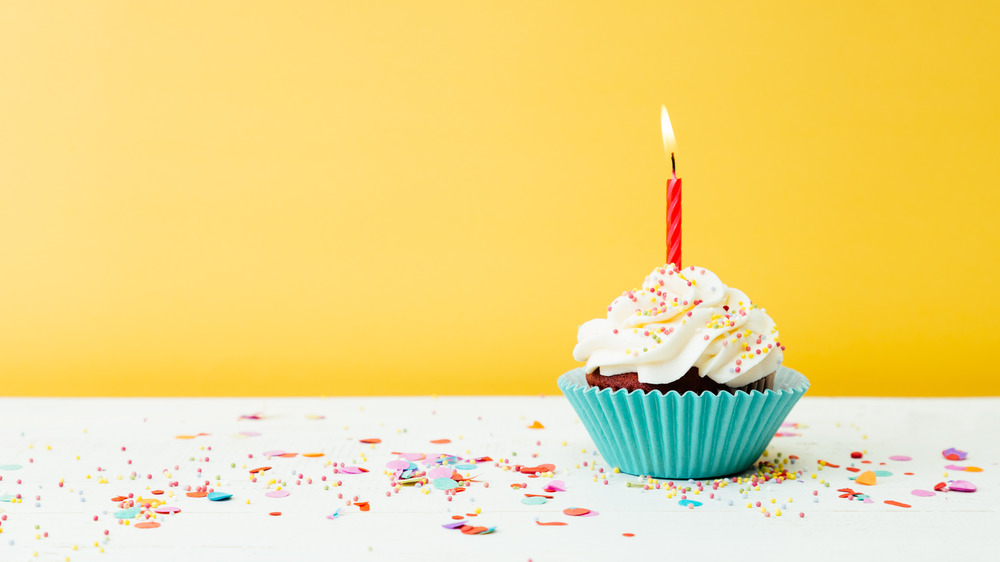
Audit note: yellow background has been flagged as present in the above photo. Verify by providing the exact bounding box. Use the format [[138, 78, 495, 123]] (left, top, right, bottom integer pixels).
[[2, 1, 998, 396]]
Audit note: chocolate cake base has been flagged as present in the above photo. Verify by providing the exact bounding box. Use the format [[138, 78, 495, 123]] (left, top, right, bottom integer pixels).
[[586, 367, 774, 395]]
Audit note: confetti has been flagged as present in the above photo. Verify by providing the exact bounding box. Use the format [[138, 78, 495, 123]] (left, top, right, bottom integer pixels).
[[563, 508, 591, 516], [910, 490, 935, 497], [678, 499, 702, 508], [433, 478, 460, 490], [948, 480, 977, 493], [855, 471, 877, 486], [888, 455, 912, 461], [354, 502, 370, 511], [134, 522, 161, 529], [0, 464, 23, 471], [527, 421, 544, 429], [153, 506, 181, 514], [521, 497, 547, 505], [518, 464, 555, 475], [442, 521, 467, 529], [884, 500, 911, 508], [114, 508, 141, 519], [262, 450, 285, 457], [359, 438, 381, 444], [430, 439, 452, 444], [622, 533, 635, 537], [207, 492, 232, 501], [544, 480, 567, 492], [535, 521, 568, 526], [427, 467, 454, 479], [942, 448, 968, 461], [265, 490, 290, 498]]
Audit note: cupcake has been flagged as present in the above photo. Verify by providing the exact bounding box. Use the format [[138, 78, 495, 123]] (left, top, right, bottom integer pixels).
[[558, 263, 809, 479]]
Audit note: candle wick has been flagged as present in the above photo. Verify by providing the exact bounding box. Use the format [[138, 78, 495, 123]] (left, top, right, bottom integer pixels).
[[670, 152, 676, 178]]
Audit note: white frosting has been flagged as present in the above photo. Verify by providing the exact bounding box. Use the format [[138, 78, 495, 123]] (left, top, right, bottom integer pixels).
[[572, 264, 783, 387]]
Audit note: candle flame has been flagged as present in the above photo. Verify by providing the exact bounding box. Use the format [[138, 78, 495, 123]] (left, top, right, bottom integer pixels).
[[660, 105, 676, 153]]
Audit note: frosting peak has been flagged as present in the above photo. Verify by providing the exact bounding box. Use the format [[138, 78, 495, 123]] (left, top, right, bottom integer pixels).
[[572, 264, 783, 387]]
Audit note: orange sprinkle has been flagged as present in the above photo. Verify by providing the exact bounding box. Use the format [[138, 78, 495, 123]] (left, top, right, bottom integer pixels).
[[884, 500, 911, 508], [430, 439, 452, 444], [359, 438, 381, 444]]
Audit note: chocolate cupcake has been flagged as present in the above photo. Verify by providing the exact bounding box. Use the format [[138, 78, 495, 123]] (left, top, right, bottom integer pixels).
[[559, 263, 808, 479]]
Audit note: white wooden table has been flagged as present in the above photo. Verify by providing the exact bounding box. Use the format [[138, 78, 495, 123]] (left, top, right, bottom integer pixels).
[[0, 396, 996, 561]]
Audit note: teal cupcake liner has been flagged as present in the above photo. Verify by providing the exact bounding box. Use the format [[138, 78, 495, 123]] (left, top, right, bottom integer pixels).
[[558, 366, 809, 479]]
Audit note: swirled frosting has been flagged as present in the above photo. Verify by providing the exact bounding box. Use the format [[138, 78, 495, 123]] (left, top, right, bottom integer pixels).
[[572, 264, 783, 387]]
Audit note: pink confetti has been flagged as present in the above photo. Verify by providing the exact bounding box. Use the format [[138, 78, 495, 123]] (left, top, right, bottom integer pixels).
[[338, 466, 367, 474], [948, 480, 977, 493], [239, 431, 261, 437], [262, 450, 285, 457], [265, 490, 291, 498], [386, 460, 411, 470], [888, 455, 911, 461], [153, 506, 181, 514], [944, 464, 967, 471], [544, 480, 567, 493], [911, 489, 935, 497], [427, 466, 453, 479], [399, 453, 425, 461]]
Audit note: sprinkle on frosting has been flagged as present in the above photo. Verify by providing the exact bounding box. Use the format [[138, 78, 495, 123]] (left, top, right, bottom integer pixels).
[[573, 264, 783, 387]]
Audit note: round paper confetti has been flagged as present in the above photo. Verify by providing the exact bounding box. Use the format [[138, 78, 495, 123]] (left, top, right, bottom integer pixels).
[[433, 478, 460, 490], [948, 480, 977, 493], [153, 506, 181, 514], [911, 490, 936, 497], [114, 507, 141, 519], [134, 521, 161, 529], [427, 467, 453, 479], [521, 496, 547, 505], [265, 490, 290, 498], [0, 464, 22, 471], [888, 455, 912, 461], [207, 492, 232, 501], [262, 450, 285, 457], [563, 508, 591, 516]]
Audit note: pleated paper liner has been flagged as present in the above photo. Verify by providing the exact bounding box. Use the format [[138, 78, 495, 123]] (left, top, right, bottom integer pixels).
[[558, 366, 809, 479]]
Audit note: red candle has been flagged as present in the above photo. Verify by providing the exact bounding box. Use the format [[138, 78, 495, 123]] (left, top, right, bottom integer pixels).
[[662, 106, 681, 268], [667, 162, 682, 268]]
